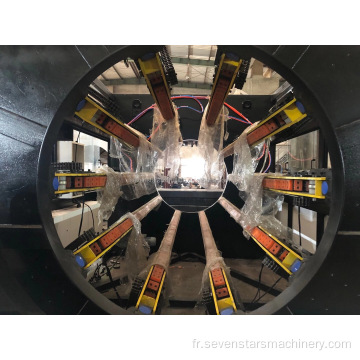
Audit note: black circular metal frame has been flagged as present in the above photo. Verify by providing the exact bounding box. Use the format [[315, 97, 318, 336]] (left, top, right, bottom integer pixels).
[[0, 45, 359, 315]]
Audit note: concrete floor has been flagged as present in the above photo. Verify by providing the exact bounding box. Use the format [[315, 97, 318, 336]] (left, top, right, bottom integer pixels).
[[97, 257, 288, 314]]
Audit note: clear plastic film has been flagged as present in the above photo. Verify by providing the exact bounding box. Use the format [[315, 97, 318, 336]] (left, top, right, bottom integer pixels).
[[219, 195, 296, 248], [236, 173, 291, 240], [226, 122, 268, 237], [96, 165, 124, 223], [228, 122, 264, 193], [123, 212, 150, 283], [237, 173, 268, 236], [259, 182, 296, 246], [109, 136, 136, 173], [97, 134, 160, 222], [96, 166, 156, 223], [258, 215, 294, 245], [261, 190, 284, 216], [197, 105, 228, 189], [110, 134, 160, 173], [120, 172, 156, 201], [151, 104, 181, 179]]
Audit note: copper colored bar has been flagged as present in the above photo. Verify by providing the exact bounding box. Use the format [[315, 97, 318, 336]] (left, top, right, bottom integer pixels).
[[152, 210, 181, 269], [133, 196, 163, 221], [198, 211, 222, 268]]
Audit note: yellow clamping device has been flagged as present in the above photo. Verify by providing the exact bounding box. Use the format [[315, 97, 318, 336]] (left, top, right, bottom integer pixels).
[[74, 217, 134, 269], [262, 175, 327, 199], [138, 53, 174, 121], [247, 98, 307, 147], [75, 96, 140, 148], [135, 264, 166, 315], [249, 226, 303, 275], [206, 53, 242, 126], [53, 172, 107, 194], [209, 267, 237, 315]]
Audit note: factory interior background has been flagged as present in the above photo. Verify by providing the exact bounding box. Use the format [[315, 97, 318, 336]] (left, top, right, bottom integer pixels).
[[1, 2, 360, 357], [1, 44, 359, 319]]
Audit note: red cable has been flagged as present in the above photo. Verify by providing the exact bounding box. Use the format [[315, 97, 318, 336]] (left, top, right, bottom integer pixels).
[[256, 143, 266, 160], [224, 102, 252, 124], [171, 96, 203, 111], [148, 122, 161, 140], [288, 151, 314, 162], [121, 151, 133, 171]]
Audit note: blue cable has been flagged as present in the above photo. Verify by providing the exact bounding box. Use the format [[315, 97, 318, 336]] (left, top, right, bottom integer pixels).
[[228, 116, 251, 125], [172, 95, 205, 112], [127, 106, 154, 125], [177, 105, 203, 113], [264, 151, 272, 173]]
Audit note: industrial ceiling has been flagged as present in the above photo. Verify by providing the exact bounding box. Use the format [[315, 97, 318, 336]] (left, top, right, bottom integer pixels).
[[99, 45, 283, 95]]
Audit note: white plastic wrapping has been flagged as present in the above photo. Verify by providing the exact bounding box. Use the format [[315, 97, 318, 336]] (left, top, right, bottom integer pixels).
[[197, 105, 228, 189], [227, 123, 264, 193], [258, 215, 294, 245], [237, 173, 267, 235], [96, 165, 124, 223], [120, 172, 156, 201], [123, 212, 150, 283], [96, 166, 156, 223], [219, 196, 296, 247], [229, 173, 285, 239], [151, 105, 181, 179], [97, 134, 160, 222], [226, 123, 269, 236], [109, 137, 135, 173], [110, 135, 160, 174]]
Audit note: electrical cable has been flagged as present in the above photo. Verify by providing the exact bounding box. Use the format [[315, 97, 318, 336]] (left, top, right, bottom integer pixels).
[[224, 102, 252, 124], [74, 123, 84, 165], [127, 95, 205, 126], [78, 193, 85, 237], [256, 143, 266, 161], [76, 300, 89, 315], [88, 263, 107, 283], [148, 122, 161, 140], [176, 105, 203, 113], [298, 205, 302, 247], [254, 277, 282, 303], [172, 95, 204, 112], [84, 202, 95, 230], [121, 150, 133, 171], [260, 144, 269, 173], [250, 263, 264, 304], [264, 150, 272, 173], [127, 105, 154, 125], [74, 130, 81, 164], [103, 259, 121, 300], [127, 96, 250, 130], [288, 151, 314, 162], [228, 116, 252, 125]]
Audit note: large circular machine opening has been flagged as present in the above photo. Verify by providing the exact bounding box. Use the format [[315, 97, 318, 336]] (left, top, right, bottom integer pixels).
[[33, 45, 343, 315], [155, 139, 228, 212]]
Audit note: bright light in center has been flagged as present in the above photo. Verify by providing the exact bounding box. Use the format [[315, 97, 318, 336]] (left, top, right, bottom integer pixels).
[[180, 147, 206, 179]]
